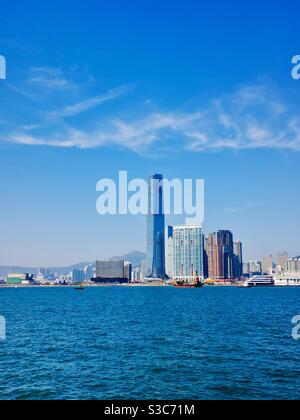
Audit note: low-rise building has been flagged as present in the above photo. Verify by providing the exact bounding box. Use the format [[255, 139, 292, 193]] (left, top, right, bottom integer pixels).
[[93, 260, 132, 284], [6, 273, 32, 285]]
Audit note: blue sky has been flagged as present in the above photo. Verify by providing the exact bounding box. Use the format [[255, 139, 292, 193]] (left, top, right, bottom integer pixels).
[[0, 0, 299, 266]]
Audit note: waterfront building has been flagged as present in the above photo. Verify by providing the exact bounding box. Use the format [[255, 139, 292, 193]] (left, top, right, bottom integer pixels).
[[207, 230, 235, 279], [83, 264, 94, 281], [72, 269, 85, 284], [124, 261, 133, 283], [6, 273, 32, 285], [172, 225, 204, 282], [262, 255, 273, 274], [276, 252, 289, 271], [93, 260, 131, 283], [39, 268, 46, 276], [40, 268, 51, 276], [132, 267, 143, 283], [203, 236, 209, 279], [243, 262, 251, 276], [96, 260, 125, 278], [165, 226, 174, 278], [286, 257, 300, 273], [249, 260, 262, 275], [58, 274, 72, 285], [146, 174, 166, 279], [38, 268, 52, 281], [234, 241, 243, 279]]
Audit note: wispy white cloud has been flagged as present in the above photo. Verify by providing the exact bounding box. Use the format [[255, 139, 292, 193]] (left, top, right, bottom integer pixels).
[[3, 83, 300, 154], [224, 203, 256, 214], [45, 85, 131, 121], [9, 66, 81, 102], [27, 67, 74, 89], [224, 201, 269, 214]]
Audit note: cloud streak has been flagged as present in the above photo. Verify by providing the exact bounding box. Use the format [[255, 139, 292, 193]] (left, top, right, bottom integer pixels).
[[27, 67, 74, 89], [45, 85, 131, 121], [3, 83, 300, 154]]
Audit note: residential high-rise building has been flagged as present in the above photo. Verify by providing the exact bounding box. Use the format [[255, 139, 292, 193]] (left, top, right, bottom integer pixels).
[[207, 233, 221, 279], [286, 258, 300, 273], [203, 236, 209, 279], [83, 264, 94, 281], [243, 262, 251, 276], [165, 226, 174, 278], [207, 230, 235, 279], [146, 174, 166, 279], [262, 255, 273, 274], [234, 241, 243, 279], [276, 252, 289, 271], [39, 268, 46, 276], [132, 267, 143, 283], [249, 260, 262, 274], [124, 261, 133, 283], [71, 269, 85, 284], [173, 225, 204, 282]]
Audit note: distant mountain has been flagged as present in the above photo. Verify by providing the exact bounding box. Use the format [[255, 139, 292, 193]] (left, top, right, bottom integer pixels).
[[0, 266, 39, 277], [0, 251, 146, 277], [0, 262, 92, 277], [109, 251, 146, 268]]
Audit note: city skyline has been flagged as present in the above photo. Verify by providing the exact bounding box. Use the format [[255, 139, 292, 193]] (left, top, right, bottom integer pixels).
[[0, 173, 298, 284], [0, 227, 294, 275], [1, 1, 300, 266]]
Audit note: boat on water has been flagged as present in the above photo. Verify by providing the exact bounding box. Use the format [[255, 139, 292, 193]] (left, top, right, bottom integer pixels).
[[173, 272, 203, 289], [239, 282, 253, 288], [74, 285, 85, 290], [175, 281, 203, 289], [244, 275, 275, 288]]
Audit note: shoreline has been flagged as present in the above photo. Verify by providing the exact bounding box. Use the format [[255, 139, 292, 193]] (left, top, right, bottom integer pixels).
[[0, 283, 171, 289], [0, 283, 293, 289], [1, 283, 298, 289]]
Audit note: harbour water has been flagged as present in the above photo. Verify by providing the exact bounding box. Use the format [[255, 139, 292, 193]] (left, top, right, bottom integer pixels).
[[0, 286, 300, 400]]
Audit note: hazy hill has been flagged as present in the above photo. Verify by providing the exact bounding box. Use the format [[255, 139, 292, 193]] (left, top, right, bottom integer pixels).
[[0, 251, 146, 277]]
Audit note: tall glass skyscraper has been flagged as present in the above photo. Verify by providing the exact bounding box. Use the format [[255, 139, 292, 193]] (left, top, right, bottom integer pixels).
[[146, 174, 166, 279], [234, 240, 243, 279]]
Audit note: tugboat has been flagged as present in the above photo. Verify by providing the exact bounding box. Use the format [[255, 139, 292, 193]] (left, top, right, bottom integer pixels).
[[174, 272, 203, 289]]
